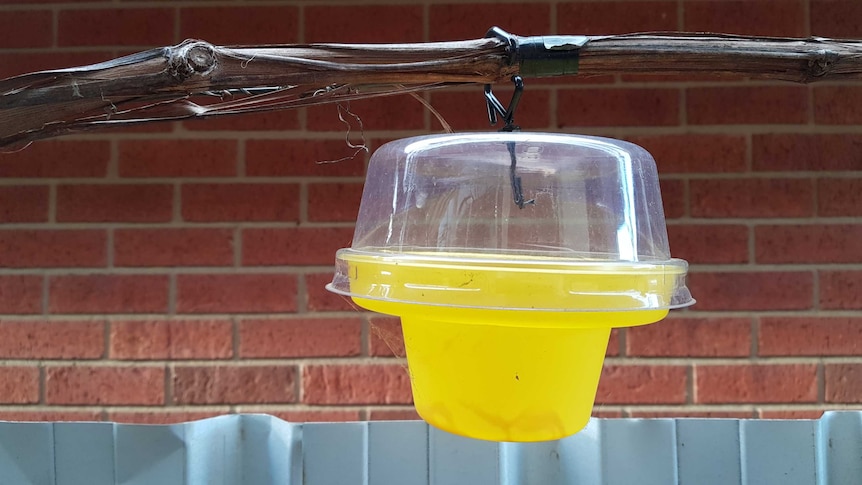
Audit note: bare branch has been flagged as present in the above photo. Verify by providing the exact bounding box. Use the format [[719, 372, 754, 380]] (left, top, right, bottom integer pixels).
[[2, 32, 862, 149]]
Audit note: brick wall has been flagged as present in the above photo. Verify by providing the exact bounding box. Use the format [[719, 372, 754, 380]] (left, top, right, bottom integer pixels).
[[0, 0, 860, 424]]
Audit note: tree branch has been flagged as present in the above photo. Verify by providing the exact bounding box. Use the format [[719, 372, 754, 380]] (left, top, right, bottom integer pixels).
[[2, 32, 862, 149]]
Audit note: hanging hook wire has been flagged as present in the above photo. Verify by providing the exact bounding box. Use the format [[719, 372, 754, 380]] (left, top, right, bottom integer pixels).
[[484, 74, 533, 208]]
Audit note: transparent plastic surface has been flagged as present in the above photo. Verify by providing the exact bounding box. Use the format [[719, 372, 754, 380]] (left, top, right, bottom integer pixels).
[[329, 132, 693, 312], [326, 132, 694, 441]]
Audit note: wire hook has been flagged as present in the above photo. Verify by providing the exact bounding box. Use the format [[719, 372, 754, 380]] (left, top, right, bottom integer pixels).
[[485, 75, 524, 132]]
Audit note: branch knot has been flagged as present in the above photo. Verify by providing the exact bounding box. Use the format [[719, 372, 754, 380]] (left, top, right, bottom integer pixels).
[[167, 40, 217, 81]]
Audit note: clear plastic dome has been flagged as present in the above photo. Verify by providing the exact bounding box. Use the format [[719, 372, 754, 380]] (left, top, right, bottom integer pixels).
[[329, 132, 693, 312]]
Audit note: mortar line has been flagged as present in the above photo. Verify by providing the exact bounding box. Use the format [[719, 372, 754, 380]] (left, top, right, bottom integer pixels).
[[165, 363, 174, 406], [167, 273, 177, 315], [106, 228, 114, 268], [751, 316, 759, 359], [232, 316, 240, 361], [817, 360, 825, 404], [2, 308, 862, 320], [41, 275, 50, 316], [296, 272, 308, 314], [107, 139, 119, 179], [103, 319, 111, 360], [685, 364, 694, 404], [0, 355, 853, 367], [297, 3, 305, 43], [549, 0, 558, 34], [233, 227, 242, 268], [747, 222, 756, 264], [360, 315, 370, 357], [47, 184, 57, 224], [172, 182, 182, 223], [51, 7, 59, 49], [298, 182, 309, 224], [236, 139, 246, 177], [38, 365, 46, 405]]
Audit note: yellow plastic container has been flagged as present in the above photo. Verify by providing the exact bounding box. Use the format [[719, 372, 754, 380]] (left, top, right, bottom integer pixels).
[[326, 133, 694, 441], [340, 251, 683, 442]]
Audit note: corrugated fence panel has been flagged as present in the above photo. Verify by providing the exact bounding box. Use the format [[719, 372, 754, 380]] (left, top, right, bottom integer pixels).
[[676, 419, 741, 485], [0, 413, 859, 485]]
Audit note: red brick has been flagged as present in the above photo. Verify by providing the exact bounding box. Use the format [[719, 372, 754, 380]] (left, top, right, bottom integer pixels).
[[368, 409, 421, 421], [759, 317, 862, 356], [0, 141, 109, 178], [176, 273, 297, 313], [696, 364, 817, 404], [182, 184, 299, 222], [239, 318, 361, 358], [621, 72, 745, 84], [758, 409, 824, 419], [535, 74, 616, 86], [303, 364, 413, 405], [606, 329, 621, 357], [58, 8, 174, 47], [688, 271, 813, 311], [46, 366, 165, 405], [307, 183, 363, 222], [825, 364, 862, 403], [180, 6, 298, 44], [118, 140, 237, 178], [0, 367, 39, 404], [111, 319, 233, 360], [0, 275, 42, 314], [265, 410, 361, 422], [756, 225, 862, 264], [820, 271, 862, 310], [0, 320, 104, 359], [305, 273, 356, 312], [305, 5, 422, 43], [684, 0, 805, 37], [690, 179, 813, 218], [0, 411, 103, 422], [0, 230, 106, 268], [753, 134, 862, 171], [430, 3, 550, 40], [627, 135, 747, 174], [629, 409, 754, 419], [0, 52, 112, 80], [668, 224, 748, 264], [811, 0, 862, 37], [184, 110, 300, 132], [0, 186, 49, 223], [49, 274, 169, 314], [627, 318, 751, 357], [595, 365, 688, 404], [246, 140, 367, 177], [0, 10, 52, 48], [819, 178, 862, 217], [305, 97, 424, 133], [57, 184, 173, 223], [115, 228, 234, 267], [428, 90, 550, 131], [815, 86, 862, 124], [559, 2, 678, 34], [369, 317, 405, 358], [687, 86, 808, 125], [242, 227, 352, 266], [173, 365, 297, 404], [558, 89, 679, 127], [109, 410, 226, 424], [660, 179, 685, 219]]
